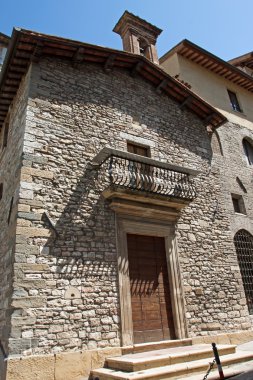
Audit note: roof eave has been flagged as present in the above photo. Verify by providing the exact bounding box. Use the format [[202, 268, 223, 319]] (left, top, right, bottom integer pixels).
[[159, 40, 253, 93], [0, 29, 226, 130]]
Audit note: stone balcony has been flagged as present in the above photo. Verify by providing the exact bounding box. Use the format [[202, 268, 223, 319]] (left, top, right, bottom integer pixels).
[[92, 148, 198, 219]]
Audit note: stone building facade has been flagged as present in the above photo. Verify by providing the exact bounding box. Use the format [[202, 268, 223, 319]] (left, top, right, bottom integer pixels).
[[0, 11, 253, 380], [160, 39, 253, 317]]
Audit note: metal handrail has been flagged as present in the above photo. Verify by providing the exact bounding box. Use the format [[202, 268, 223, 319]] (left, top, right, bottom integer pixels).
[[92, 147, 200, 176], [101, 153, 196, 200]]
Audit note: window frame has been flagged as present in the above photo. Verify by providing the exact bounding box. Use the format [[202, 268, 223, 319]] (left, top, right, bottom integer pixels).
[[242, 138, 253, 166], [231, 193, 246, 215], [227, 89, 242, 113], [127, 142, 150, 157]]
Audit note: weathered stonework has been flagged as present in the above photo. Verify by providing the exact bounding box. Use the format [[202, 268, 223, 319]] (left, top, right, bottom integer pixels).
[[0, 68, 30, 376], [213, 123, 253, 237], [1, 56, 248, 361], [1, 16, 253, 378]]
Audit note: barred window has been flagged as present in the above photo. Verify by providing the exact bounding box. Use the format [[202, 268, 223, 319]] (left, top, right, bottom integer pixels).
[[234, 229, 253, 314]]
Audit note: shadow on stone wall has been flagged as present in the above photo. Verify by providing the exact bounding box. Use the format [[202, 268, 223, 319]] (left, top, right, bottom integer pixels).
[[10, 61, 217, 358]]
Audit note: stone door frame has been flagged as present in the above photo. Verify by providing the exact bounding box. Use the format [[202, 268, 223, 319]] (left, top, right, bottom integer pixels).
[[116, 215, 188, 346]]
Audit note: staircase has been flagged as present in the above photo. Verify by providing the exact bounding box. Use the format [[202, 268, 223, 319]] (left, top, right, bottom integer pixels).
[[91, 339, 253, 380]]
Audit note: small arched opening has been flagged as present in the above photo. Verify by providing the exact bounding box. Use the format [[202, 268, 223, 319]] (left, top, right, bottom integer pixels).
[[138, 38, 150, 59], [211, 130, 223, 155]]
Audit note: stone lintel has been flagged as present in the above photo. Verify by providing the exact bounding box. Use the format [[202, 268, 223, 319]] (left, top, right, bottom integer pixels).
[[16, 227, 51, 237], [21, 167, 54, 179]]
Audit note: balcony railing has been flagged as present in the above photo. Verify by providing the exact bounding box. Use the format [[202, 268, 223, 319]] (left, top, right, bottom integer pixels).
[[92, 148, 198, 201]]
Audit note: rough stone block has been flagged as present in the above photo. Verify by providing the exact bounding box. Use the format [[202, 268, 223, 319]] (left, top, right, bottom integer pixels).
[[15, 244, 39, 254], [18, 212, 42, 221], [19, 189, 34, 200], [90, 347, 122, 370], [16, 227, 51, 237], [17, 219, 31, 227], [18, 204, 30, 212], [11, 297, 46, 308], [55, 351, 91, 380], [8, 338, 39, 355], [21, 167, 54, 179], [11, 316, 36, 327], [16, 263, 49, 272], [6, 354, 54, 380]]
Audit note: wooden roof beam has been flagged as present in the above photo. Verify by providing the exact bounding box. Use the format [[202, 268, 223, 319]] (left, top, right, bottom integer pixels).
[[9, 66, 27, 73], [130, 61, 144, 77], [203, 60, 215, 69], [199, 57, 210, 66], [209, 63, 219, 71], [179, 95, 192, 110], [156, 79, 169, 94], [216, 67, 229, 76], [0, 99, 12, 105], [235, 77, 249, 85], [104, 54, 116, 73], [189, 52, 200, 61], [203, 112, 216, 125], [237, 78, 250, 86], [243, 82, 253, 90], [226, 73, 238, 81], [30, 41, 44, 63], [195, 55, 205, 64], [184, 49, 194, 59], [2, 88, 17, 94], [72, 47, 85, 67]]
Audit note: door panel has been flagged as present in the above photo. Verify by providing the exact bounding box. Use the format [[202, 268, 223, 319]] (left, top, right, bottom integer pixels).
[[127, 234, 175, 343]]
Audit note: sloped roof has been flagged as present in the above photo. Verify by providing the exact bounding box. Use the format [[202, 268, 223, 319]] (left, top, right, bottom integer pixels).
[[229, 52, 253, 70], [0, 28, 226, 129], [0, 32, 10, 46], [160, 40, 253, 93]]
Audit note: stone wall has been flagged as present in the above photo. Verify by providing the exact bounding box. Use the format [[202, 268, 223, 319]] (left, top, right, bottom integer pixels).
[[214, 123, 253, 237], [0, 69, 30, 373], [8, 57, 252, 358]]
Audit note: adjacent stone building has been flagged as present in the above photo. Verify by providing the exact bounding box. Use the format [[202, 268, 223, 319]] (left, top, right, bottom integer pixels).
[[0, 11, 253, 380]]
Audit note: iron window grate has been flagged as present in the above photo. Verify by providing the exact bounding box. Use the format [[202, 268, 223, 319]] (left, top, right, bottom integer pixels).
[[234, 229, 253, 314]]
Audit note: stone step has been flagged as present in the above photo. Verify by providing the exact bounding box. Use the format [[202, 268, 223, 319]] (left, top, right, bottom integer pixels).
[[91, 351, 253, 380], [121, 339, 193, 355], [106, 344, 236, 372], [174, 359, 253, 379]]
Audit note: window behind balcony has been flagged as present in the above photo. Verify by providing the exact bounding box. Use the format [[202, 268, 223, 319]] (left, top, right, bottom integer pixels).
[[127, 142, 149, 157], [227, 90, 242, 113]]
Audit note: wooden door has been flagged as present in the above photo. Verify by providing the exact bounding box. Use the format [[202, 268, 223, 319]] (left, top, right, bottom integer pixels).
[[127, 234, 175, 344]]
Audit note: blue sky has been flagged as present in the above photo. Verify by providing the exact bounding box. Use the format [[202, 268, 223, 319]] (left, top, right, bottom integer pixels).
[[1, 0, 252, 61]]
